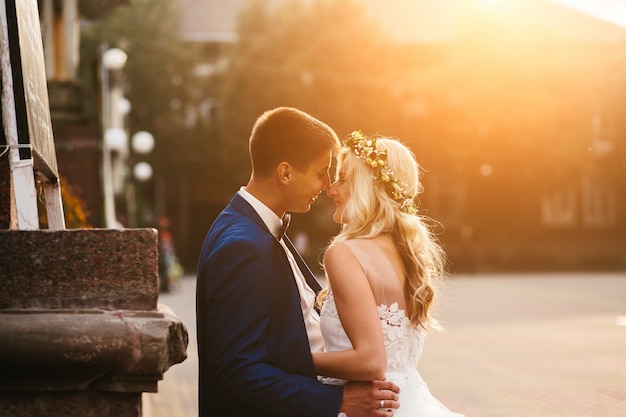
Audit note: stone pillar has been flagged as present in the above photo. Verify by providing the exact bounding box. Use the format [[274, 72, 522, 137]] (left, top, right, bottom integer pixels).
[[0, 228, 188, 417]]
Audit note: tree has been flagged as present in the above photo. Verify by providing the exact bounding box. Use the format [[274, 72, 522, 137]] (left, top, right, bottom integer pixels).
[[213, 0, 414, 265], [79, 0, 209, 223], [216, 0, 406, 187]]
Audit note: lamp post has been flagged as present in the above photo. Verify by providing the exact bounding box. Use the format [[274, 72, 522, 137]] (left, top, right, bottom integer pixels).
[[127, 130, 155, 227], [100, 46, 127, 228]]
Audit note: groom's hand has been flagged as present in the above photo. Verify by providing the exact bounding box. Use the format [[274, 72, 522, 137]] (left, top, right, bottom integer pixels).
[[340, 379, 400, 417]]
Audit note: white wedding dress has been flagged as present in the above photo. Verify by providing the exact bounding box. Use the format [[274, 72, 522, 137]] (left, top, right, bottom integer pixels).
[[319, 239, 464, 417]]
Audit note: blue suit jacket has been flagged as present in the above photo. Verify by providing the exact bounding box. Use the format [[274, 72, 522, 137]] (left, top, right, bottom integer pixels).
[[196, 193, 343, 417]]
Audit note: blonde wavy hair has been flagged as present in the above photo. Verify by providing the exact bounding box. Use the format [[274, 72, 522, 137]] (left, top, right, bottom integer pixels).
[[327, 137, 446, 331]]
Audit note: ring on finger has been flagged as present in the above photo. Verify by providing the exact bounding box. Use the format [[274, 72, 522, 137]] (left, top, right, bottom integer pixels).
[[380, 399, 385, 409]]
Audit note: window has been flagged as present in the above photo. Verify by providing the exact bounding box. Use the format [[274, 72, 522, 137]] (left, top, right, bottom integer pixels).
[[581, 176, 616, 228], [541, 188, 577, 228]]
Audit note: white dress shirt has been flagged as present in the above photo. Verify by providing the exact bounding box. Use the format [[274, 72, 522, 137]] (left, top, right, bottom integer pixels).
[[238, 187, 324, 353]]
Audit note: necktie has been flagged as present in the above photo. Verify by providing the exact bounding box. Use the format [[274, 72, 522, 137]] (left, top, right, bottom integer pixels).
[[279, 213, 322, 298], [283, 234, 322, 296]]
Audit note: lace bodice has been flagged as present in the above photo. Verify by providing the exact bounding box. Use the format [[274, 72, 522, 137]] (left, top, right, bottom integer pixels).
[[320, 292, 424, 374]]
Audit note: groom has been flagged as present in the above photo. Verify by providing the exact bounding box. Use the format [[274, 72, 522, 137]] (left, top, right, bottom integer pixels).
[[196, 107, 399, 417]]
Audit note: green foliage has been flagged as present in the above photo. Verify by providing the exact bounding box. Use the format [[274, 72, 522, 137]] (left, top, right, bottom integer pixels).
[[218, 0, 406, 188], [212, 0, 626, 261], [71, 0, 626, 271], [79, 0, 209, 178]]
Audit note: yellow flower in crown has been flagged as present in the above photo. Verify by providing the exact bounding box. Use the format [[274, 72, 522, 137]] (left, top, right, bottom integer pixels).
[[345, 131, 418, 215]]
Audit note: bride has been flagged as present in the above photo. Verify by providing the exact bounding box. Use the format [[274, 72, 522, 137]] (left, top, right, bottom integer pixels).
[[313, 131, 464, 417]]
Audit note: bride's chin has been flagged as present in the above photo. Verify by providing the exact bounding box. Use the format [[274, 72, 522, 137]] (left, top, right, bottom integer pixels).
[[332, 212, 345, 225]]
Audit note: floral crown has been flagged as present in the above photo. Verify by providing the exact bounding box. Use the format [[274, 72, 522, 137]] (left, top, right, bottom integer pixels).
[[345, 131, 418, 215]]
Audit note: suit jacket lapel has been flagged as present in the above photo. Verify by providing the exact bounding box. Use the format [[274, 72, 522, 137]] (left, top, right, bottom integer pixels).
[[230, 193, 274, 236], [231, 193, 322, 294]]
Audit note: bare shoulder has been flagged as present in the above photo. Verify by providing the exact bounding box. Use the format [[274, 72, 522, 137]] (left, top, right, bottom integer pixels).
[[324, 240, 357, 262], [323, 241, 363, 275], [324, 241, 369, 288]]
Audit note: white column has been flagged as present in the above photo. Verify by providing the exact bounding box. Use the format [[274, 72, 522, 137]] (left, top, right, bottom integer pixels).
[[1, 2, 39, 230], [41, 0, 55, 79], [62, 0, 80, 80]]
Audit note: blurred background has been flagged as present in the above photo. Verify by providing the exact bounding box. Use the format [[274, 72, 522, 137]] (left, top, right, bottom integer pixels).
[[27, 0, 626, 279]]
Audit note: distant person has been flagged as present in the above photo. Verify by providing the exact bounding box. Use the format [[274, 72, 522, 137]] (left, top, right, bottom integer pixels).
[[158, 215, 183, 292], [196, 109, 400, 417], [313, 131, 464, 417]]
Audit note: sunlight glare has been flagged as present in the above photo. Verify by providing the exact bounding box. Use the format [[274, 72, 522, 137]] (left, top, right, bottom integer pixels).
[[476, 0, 515, 7], [551, 0, 626, 28]]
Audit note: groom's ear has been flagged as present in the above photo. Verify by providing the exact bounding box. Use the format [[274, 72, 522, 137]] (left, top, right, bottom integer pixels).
[[276, 162, 292, 184]]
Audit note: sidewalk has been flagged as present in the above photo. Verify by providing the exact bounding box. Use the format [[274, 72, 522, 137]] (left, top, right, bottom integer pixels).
[[146, 272, 626, 417], [144, 277, 198, 417]]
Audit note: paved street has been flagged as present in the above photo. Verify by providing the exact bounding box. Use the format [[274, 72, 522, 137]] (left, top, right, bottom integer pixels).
[[145, 272, 626, 417]]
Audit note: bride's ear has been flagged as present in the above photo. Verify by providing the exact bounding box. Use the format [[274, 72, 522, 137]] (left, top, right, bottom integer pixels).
[[277, 162, 292, 185]]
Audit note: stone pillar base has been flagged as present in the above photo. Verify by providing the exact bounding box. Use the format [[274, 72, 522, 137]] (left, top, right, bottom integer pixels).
[[0, 229, 188, 417], [0, 391, 141, 417]]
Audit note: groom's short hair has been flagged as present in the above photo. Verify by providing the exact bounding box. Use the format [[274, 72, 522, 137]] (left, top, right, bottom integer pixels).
[[249, 107, 339, 177]]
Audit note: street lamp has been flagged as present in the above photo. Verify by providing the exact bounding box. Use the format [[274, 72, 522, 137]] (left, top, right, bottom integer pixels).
[[102, 47, 127, 71], [105, 127, 127, 152], [132, 130, 155, 155], [132, 131, 154, 182], [131, 130, 154, 182], [126, 130, 155, 227], [133, 162, 153, 182], [101, 46, 128, 228]]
